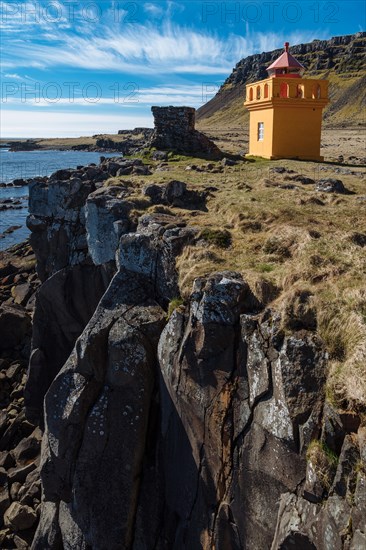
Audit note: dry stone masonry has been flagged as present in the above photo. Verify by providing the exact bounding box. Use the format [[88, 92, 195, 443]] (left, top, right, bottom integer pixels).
[[150, 106, 223, 159]]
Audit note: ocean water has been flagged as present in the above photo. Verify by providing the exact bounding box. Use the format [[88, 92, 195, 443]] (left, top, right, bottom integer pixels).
[[0, 149, 119, 251]]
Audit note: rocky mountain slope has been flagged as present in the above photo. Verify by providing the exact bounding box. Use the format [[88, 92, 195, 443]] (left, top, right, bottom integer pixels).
[[197, 32, 366, 129]]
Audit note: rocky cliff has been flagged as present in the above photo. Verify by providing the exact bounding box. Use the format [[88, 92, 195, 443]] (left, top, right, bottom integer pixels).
[[0, 153, 365, 549], [197, 32, 366, 128]]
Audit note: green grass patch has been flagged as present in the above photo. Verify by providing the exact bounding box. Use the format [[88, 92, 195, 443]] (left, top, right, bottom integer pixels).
[[200, 228, 232, 249], [257, 263, 275, 273]]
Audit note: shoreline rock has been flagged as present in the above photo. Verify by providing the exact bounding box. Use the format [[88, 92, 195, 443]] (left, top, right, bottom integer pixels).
[[0, 241, 41, 548]]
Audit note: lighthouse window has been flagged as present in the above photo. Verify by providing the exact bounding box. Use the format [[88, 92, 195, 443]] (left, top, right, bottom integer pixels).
[[280, 82, 288, 98], [258, 122, 264, 141]]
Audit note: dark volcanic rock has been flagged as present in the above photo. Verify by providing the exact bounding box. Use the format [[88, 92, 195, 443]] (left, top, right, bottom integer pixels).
[[25, 263, 114, 426], [117, 214, 197, 303], [34, 269, 166, 549], [157, 275, 327, 549], [349, 232, 366, 247], [272, 430, 365, 550], [5, 149, 364, 550], [85, 186, 133, 265], [0, 243, 42, 545], [27, 177, 95, 281], [143, 180, 207, 210], [315, 178, 349, 193], [4, 502, 37, 531], [0, 305, 31, 350]]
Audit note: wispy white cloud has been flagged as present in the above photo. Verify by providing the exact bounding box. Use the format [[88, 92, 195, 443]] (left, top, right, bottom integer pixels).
[[3, 73, 23, 80], [1, 4, 330, 76], [3, 23, 237, 74], [144, 3, 165, 18]]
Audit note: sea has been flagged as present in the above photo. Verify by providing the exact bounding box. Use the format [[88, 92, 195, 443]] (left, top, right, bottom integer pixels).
[[0, 149, 119, 251]]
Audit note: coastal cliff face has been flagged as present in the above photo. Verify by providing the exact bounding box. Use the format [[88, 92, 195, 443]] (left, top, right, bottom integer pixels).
[[0, 153, 362, 548]]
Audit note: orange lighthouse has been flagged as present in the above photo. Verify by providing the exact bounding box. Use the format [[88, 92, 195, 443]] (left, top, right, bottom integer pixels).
[[244, 43, 329, 161]]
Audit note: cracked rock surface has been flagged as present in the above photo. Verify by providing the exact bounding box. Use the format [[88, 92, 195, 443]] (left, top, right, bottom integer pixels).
[[1, 158, 364, 549]]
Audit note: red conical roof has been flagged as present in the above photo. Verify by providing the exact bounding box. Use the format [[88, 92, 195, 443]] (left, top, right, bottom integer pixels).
[[267, 42, 305, 71]]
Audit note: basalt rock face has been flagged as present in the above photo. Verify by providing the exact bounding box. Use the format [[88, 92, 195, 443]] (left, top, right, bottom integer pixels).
[[157, 276, 328, 549], [18, 161, 366, 549], [25, 264, 113, 427], [34, 269, 166, 549], [150, 106, 223, 159], [29, 207, 196, 548], [26, 157, 151, 281]]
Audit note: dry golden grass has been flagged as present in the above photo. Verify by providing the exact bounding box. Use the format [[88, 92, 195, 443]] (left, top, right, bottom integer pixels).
[[306, 440, 339, 490]]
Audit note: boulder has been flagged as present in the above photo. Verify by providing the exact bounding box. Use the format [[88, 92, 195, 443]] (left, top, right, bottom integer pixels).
[[315, 178, 348, 193], [151, 150, 168, 161], [11, 435, 41, 464], [143, 180, 187, 206], [163, 180, 186, 203], [349, 232, 366, 247], [85, 186, 133, 265], [117, 214, 197, 303], [4, 502, 37, 531], [7, 462, 37, 484], [285, 174, 315, 184], [0, 488, 10, 526], [11, 283, 32, 306], [143, 184, 164, 204], [0, 305, 31, 350]]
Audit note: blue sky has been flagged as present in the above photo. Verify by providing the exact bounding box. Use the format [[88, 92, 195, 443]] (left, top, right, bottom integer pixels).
[[1, 0, 364, 137]]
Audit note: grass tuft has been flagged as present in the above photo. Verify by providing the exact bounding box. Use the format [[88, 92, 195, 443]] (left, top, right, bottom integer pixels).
[[306, 440, 339, 491], [167, 297, 184, 320], [199, 228, 232, 249]]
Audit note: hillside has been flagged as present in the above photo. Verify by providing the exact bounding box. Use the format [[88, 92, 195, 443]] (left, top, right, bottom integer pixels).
[[197, 32, 366, 129]]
